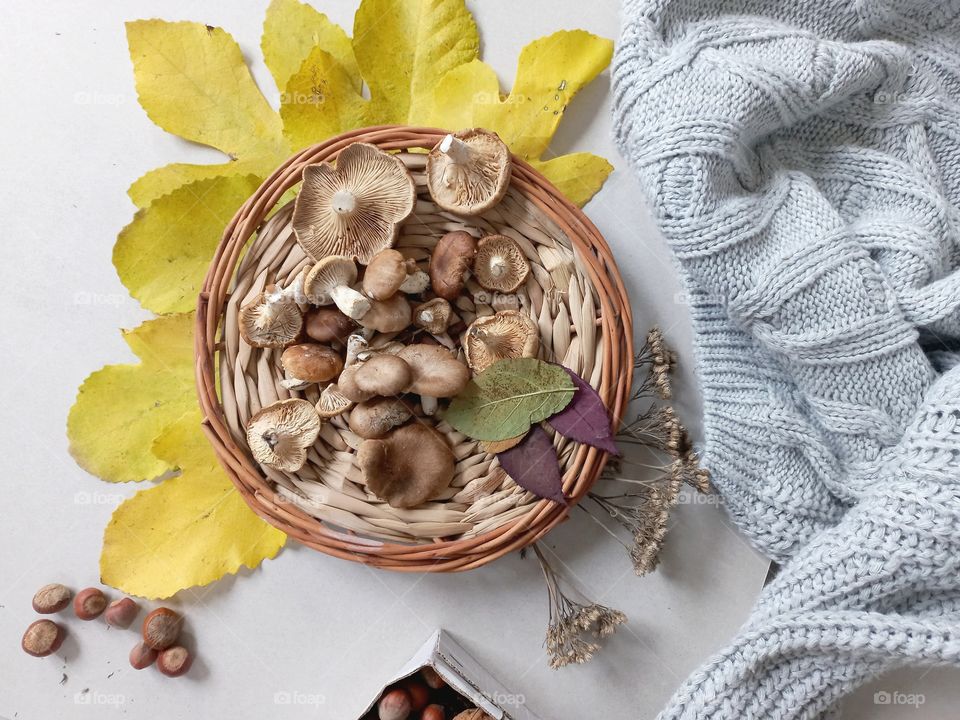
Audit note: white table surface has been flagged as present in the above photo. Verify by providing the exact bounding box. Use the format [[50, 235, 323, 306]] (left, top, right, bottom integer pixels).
[[0, 1, 955, 718]]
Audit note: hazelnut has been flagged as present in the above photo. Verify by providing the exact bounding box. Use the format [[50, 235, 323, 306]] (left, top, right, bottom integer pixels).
[[422, 705, 446, 720], [305, 307, 355, 343], [378, 688, 412, 720], [129, 641, 158, 670], [420, 666, 445, 689], [142, 607, 182, 650], [403, 681, 430, 712], [105, 597, 140, 628], [31, 583, 72, 614], [21, 619, 65, 657], [73, 587, 107, 620], [157, 645, 192, 677]]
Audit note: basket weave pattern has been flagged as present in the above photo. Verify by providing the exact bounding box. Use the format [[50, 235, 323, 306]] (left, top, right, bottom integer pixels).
[[196, 126, 633, 571]]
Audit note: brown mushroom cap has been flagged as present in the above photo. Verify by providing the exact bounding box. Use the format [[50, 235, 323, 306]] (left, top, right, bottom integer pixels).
[[397, 344, 470, 397], [413, 298, 452, 335], [430, 231, 477, 301], [338, 354, 412, 402], [463, 310, 540, 373], [357, 294, 412, 333], [292, 143, 416, 264], [473, 235, 530, 293], [305, 307, 356, 343], [358, 424, 455, 508], [426, 129, 511, 215], [238, 291, 304, 348], [245, 399, 321, 472], [316, 384, 354, 418], [281, 344, 343, 383], [362, 249, 417, 300], [348, 397, 413, 439]]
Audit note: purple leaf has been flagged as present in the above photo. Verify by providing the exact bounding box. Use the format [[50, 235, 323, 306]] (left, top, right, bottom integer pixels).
[[497, 427, 567, 505], [547, 366, 621, 456]]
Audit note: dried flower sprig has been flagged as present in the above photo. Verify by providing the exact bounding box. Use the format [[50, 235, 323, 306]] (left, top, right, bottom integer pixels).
[[533, 544, 626, 669], [632, 326, 677, 400]]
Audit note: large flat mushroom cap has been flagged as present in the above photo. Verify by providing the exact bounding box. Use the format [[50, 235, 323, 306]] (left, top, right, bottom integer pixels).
[[292, 143, 416, 264], [464, 310, 540, 373], [245, 398, 321, 472], [238, 291, 304, 348], [426, 129, 511, 215], [358, 424, 456, 508]]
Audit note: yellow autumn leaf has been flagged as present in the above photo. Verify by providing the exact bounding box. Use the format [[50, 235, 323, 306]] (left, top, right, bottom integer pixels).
[[427, 31, 614, 206], [125, 20, 288, 207], [67, 314, 196, 482], [530, 153, 614, 207], [100, 411, 286, 599], [280, 47, 367, 151], [115, 174, 263, 314], [353, 0, 480, 125], [128, 159, 273, 209], [262, 0, 361, 94]]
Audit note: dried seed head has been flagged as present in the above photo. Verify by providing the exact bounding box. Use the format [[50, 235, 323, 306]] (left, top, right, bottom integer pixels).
[[32, 583, 72, 614]]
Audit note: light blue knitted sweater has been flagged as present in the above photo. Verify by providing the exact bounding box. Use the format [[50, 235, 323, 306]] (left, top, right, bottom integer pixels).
[[612, 0, 960, 716]]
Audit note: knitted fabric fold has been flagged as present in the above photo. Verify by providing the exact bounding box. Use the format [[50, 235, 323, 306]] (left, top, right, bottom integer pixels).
[[612, 0, 960, 716]]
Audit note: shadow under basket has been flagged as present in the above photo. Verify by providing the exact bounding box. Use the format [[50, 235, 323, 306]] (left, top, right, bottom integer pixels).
[[195, 126, 634, 571]]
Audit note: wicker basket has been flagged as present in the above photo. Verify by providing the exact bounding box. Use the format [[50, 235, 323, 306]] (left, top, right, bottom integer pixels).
[[195, 126, 633, 571]]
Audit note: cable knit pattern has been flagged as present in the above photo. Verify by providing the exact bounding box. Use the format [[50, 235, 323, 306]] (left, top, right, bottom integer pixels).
[[612, 0, 960, 716]]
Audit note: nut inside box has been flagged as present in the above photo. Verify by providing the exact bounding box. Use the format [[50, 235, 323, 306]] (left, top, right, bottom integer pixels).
[[357, 630, 542, 720]]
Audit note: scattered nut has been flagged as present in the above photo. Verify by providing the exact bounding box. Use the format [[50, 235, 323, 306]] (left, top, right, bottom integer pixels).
[[420, 666, 445, 689], [142, 607, 183, 650], [105, 597, 140, 629], [378, 688, 412, 720], [31, 583, 72, 614], [21, 620, 65, 657], [157, 645, 193, 677], [73, 587, 107, 620], [129, 641, 158, 670]]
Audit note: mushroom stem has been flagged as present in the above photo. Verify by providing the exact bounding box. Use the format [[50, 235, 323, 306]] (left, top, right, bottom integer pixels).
[[345, 334, 369, 366], [262, 432, 279, 450], [439, 134, 473, 164], [330, 285, 372, 320], [331, 189, 358, 215], [421, 396, 439, 416], [489, 255, 508, 279]]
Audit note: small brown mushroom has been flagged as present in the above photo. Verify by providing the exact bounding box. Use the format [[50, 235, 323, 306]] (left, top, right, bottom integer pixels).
[[238, 291, 303, 348], [430, 231, 477, 301], [397, 344, 470, 398], [316, 384, 354, 418], [426, 129, 512, 215], [337, 354, 412, 402], [358, 424, 455, 508], [305, 307, 355, 343], [303, 256, 371, 320], [473, 235, 530, 293], [292, 142, 416, 264], [348, 397, 413, 439], [357, 294, 412, 333], [413, 298, 452, 335], [281, 344, 343, 384], [245, 399, 321, 472], [363, 249, 430, 300], [463, 310, 540, 373]]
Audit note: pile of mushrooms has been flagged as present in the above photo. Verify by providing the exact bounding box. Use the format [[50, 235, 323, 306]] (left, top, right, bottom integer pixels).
[[239, 131, 541, 512]]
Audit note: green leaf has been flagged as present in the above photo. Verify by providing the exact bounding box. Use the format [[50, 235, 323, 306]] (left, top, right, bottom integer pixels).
[[352, 0, 480, 124], [114, 174, 263, 314], [445, 359, 575, 441], [262, 0, 361, 94]]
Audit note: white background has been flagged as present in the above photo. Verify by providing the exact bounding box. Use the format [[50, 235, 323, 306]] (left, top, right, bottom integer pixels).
[[0, 1, 955, 718]]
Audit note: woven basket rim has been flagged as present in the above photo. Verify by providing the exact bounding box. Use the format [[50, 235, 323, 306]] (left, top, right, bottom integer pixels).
[[195, 125, 634, 572]]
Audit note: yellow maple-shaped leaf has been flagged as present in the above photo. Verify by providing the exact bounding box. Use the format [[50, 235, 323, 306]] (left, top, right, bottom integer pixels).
[[353, 0, 480, 125], [128, 159, 273, 209], [530, 153, 614, 207], [115, 174, 263, 314], [281, 47, 367, 151], [427, 31, 614, 206], [100, 411, 286, 599], [125, 20, 288, 207], [67, 314, 196, 482], [262, 0, 361, 94]]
